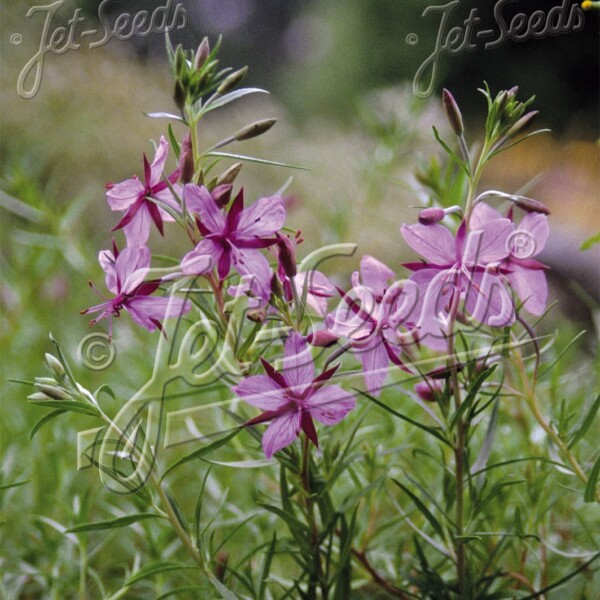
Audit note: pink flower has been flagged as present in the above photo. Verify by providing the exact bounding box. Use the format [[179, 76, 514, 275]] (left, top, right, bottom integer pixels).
[[471, 202, 549, 315], [82, 243, 190, 336], [233, 332, 355, 458], [181, 184, 286, 300], [107, 137, 181, 245], [326, 256, 414, 395], [401, 217, 515, 349]]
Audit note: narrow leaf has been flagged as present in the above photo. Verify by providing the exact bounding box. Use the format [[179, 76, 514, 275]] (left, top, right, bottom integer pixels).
[[568, 393, 600, 449], [205, 151, 309, 171], [584, 457, 600, 503], [0, 479, 29, 491], [202, 88, 268, 112], [144, 112, 184, 122], [392, 479, 445, 539], [125, 561, 196, 586], [30, 409, 67, 439], [67, 512, 164, 533]]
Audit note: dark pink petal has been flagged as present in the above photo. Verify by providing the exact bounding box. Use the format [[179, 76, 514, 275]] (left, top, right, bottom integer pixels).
[[518, 213, 549, 253], [262, 410, 301, 458], [463, 219, 512, 265], [183, 184, 226, 234], [307, 385, 355, 425], [360, 255, 395, 298], [149, 136, 169, 188], [470, 202, 503, 230], [507, 264, 548, 315], [282, 332, 314, 391], [232, 375, 287, 410], [181, 239, 220, 275], [235, 196, 286, 240], [300, 411, 319, 448], [106, 177, 144, 211], [401, 223, 456, 265]]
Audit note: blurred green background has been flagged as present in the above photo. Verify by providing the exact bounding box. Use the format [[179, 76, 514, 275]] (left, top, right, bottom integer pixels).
[[1, 0, 599, 597]]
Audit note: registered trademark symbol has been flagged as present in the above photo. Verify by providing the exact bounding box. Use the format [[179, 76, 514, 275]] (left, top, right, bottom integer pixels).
[[506, 230, 536, 259], [405, 33, 419, 45]]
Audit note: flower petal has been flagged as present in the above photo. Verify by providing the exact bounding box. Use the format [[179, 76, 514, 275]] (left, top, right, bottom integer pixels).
[[463, 219, 512, 265], [99, 249, 118, 294], [518, 213, 549, 254], [106, 177, 144, 211], [126, 295, 191, 330], [184, 184, 226, 234], [508, 264, 548, 315], [307, 385, 355, 425], [233, 375, 287, 410], [470, 202, 503, 229], [235, 195, 286, 240], [355, 337, 389, 396], [282, 332, 314, 391], [230, 247, 272, 300], [181, 239, 221, 275], [465, 269, 515, 327], [401, 223, 455, 265], [360, 255, 395, 298], [149, 136, 169, 188], [123, 205, 153, 246], [116, 245, 150, 294], [262, 410, 301, 459]]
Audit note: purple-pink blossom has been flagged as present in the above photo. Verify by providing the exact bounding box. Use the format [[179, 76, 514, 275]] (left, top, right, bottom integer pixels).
[[82, 243, 191, 336], [181, 184, 286, 300], [325, 256, 414, 395], [401, 216, 515, 349], [106, 137, 181, 245], [233, 332, 355, 458], [471, 202, 549, 315]]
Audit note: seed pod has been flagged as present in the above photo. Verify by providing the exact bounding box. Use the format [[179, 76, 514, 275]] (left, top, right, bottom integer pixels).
[[442, 88, 464, 136], [513, 196, 550, 215], [217, 66, 248, 95], [234, 119, 277, 142]]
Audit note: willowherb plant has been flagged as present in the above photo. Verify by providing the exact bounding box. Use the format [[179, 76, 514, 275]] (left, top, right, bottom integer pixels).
[[23, 37, 600, 599]]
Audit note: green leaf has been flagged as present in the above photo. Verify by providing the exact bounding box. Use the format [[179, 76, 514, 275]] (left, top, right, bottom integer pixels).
[[27, 398, 100, 418], [202, 458, 272, 469], [356, 389, 451, 447], [205, 151, 309, 171], [162, 429, 240, 480], [67, 512, 164, 533], [30, 408, 67, 439], [580, 231, 600, 251], [202, 88, 268, 113], [391, 479, 445, 539], [0, 479, 29, 491], [164, 488, 189, 533], [584, 457, 600, 503], [144, 111, 184, 122], [257, 533, 276, 600], [449, 365, 497, 430], [124, 560, 196, 586], [156, 587, 207, 600], [257, 503, 309, 553], [568, 393, 600, 449], [432, 126, 470, 177], [537, 330, 587, 380], [168, 123, 181, 160], [207, 572, 238, 599]]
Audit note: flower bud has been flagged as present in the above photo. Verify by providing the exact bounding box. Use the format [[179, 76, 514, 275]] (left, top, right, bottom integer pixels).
[[276, 233, 297, 278], [506, 110, 538, 138], [211, 184, 233, 208], [35, 383, 70, 400], [234, 119, 277, 142], [307, 330, 339, 347], [217, 66, 248, 94], [194, 37, 210, 71], [442, 88, 464, 136], [178, 132, 194, 184], [414, 380, 443, 402], [174, 46, 186, 77], [173, 80, 187, 111], [216, 162, 243, 186], [45, 353, 64, 376], [495, 90, 508, 117], [418, 207, 445, 225], [247, 308, 267, 323], [512, 196, 550, 215]]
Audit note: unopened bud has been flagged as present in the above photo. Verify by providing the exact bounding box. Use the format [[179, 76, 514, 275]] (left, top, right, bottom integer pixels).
[[174, 80, 186, 111], [247, 308, 267, 323], [496, 91, 508, 116], [211, 184, 233, 208], [276, 233, 297, 278], [506, 110, 538, 138], [307, 330, 339, 347], [178, 132, 194, 184], [35, 383, 70, 400], [414, 380, 443, 402], [216, 162, 243, 186], [194, 37, 210, 71], [174, 46, 186, 77], [512, 196, 550, 215], [217, 66, 248, 94], [418, 207, 445, 225], [442, 88, 464, 136], [234, 119, 277, 142], [45, 353, 65, 376], [28, 392, 52, 401]]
